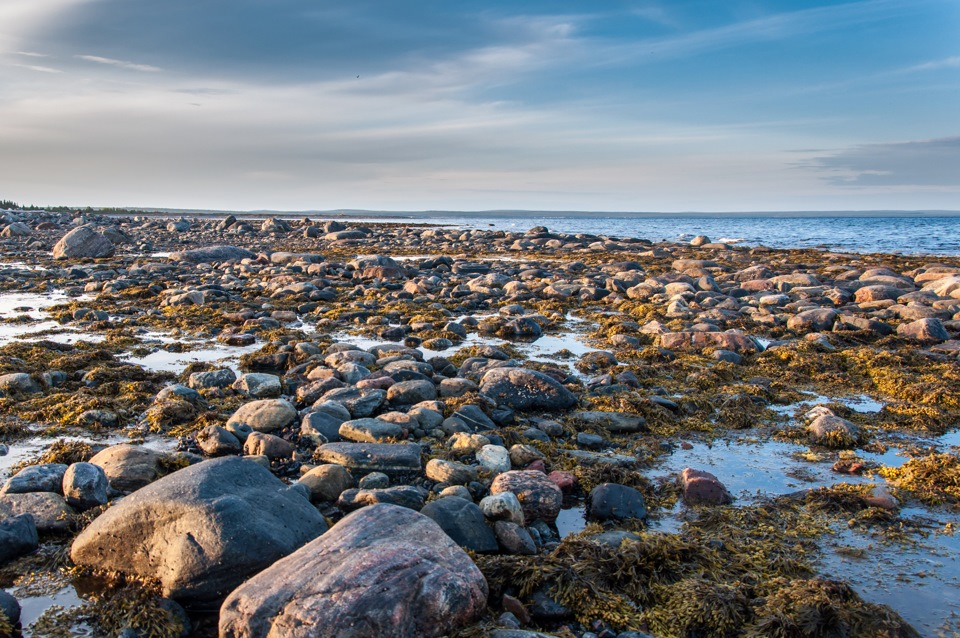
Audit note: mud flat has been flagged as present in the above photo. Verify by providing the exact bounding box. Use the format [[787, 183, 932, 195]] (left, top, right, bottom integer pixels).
[[1, 210, 959, 637]]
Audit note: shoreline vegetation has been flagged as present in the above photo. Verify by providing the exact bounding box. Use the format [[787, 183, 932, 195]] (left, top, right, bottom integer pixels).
[[0, 206, 958, 637]]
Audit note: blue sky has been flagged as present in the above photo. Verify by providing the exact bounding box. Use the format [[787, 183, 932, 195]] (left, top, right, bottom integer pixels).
[[0, 0, 958, 211]]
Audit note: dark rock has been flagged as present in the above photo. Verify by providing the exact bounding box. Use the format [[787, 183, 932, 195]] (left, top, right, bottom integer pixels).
[[337, 485, 427, 512], [1, 463, 67, 495], [586, 483, 647, 522], [679, 468, 733, 506], [0, 588, 20, 626], [219, 504, 487, 638], [313, 442, 422, 475], [168, 245, 255, 263], [70, 457, 327, 600], [89, 445, 163, 492], [490, 471, 562, 524], [420, 496, 498, 553], [0, 514, 38, 564], [62, 462, 109, 510], [195, 425, 243, 456], [480, 368, 577, 411]]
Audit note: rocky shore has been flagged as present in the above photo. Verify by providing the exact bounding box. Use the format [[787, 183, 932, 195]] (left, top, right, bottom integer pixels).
[[1, 209, 959, 637]]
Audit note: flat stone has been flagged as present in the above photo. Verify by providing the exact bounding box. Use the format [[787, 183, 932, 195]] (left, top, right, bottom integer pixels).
[[313, 442, 422, 475], [338, 418, 403, 443], [572, 411, 647, 433]]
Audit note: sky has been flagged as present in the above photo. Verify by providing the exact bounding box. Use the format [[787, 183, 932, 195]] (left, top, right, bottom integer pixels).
[[0, 0, 958, 212]]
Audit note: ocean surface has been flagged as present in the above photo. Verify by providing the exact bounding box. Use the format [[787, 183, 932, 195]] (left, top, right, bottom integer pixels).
[[336, 213, 960, 256]]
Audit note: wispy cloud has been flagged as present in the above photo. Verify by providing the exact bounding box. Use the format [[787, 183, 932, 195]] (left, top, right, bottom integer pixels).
[[75, 54, 161, 72], [10, 62, 62, 73], [801, 137, 960, 188], [902, 56, 960, 73], [15, 51, 49, 58]]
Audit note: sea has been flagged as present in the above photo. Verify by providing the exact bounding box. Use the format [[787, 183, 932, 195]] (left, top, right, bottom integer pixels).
[[323, 212, 960, 257]]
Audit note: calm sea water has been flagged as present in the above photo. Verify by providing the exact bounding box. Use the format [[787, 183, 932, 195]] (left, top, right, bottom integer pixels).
[[324, 213, 960, 256]]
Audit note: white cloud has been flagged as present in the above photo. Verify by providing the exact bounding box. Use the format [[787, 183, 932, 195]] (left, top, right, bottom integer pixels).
[[75, 54, 162, 72]]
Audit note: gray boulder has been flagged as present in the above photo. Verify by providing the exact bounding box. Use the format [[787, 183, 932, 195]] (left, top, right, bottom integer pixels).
[[89, 444, 163, 492], [70, 457, 327, 600], [52, 226, 115, 259], [587, 483, 647, 522], [0, 372, 41, 395], [0, 514, 38, 564], [1, 463, 67, 495], [226, 399, 297, 433], [195, 425, 243, 456], [219, 504, 488, 638], [420, 497, 498, 553], [490, 471, 562, 524], [0, 588, 20, 626], [897, 317, 951, 343], [480, 368, 576, 411], [62, 462, 109, 510], [0, 492, 77, 532], [313, 442, 421, 475], [233, 373, 282, 398], [339, 418, 403, 443], [188, 368, 237, 390], [168, 245, 255, 263]]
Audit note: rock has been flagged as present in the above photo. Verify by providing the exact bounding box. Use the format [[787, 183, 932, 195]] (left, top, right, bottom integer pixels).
[[243, 431, 296, 458], [387, 379, 437, 404], [1, 463, 67, 495], [490, 471, 562, 524], [188, 368, 238, 390], [425, 459, 478, 485], [679, 468, 733, 506], [219, 504, 487, 638], [62, 462, 108, 510], [0, 588, 20, 626], [298, 464, 354, 503], [0, 514, 38, 564], [787, 308, 838, 332], [89, 445, 163, 492], [70, 457, 327, 600], [477, 444, 512, 473], [299, 410, 345, 444], [420, 497, 498, 553], [0, 372, 41, 395], [493, 521, 538, 555], [897, 317, 950, 343], [2, 221, 31, 237], [196, 425, 243, 456], [453, 404, 497, 430], [480, 367, 577, 411], [0, 492, 77, 532], [168, 245, 255, 263], [572, 411, 647, 433], [313, 442, 422, 475], [232, 373, 282, 398], [226, 399, 297, 433], [320, 387, 387, 418], [586, 483, 647, 521], [52, 226, 115, 259], [807, 414, 858, 447], [658, 331, 760, 354], [338, 418, 403, 443], [479, 491, 525, 525], [337, 485, 427, 512]]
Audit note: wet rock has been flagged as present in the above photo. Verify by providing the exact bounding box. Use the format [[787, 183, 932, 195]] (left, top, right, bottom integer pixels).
[[0, 588, 20, 626], [219, 504, 487, 638], [807, 414, 858, 447], [62, 462, 109, 510], [0, 492, 77, 532], [53, 225, 115, 259], [243, 431, 296, 458], [480, 367, 577, 411], [896, 317, 950, 343], [0, 372, 41, 395], [196, 425, 243, 456], [187, 368, 237, 390], [0, 514, 38, 564], [421, 496, 498, 553], [232, 373, 282, 398], [71, 457, 327, 600], [339, 418, 403, 443], [168, 245, 255, 263], [586, 483, 647, 522], [313, 442, 422, 475], [493, 520, 538, 555], [573, 410, 647, 433], [454, 404, 497, 430], [1, 463, 67, 495], [490, 471, 562, 524], [679, 468, 733, 506], [298, 464, 354, 503], [226, 399, 297, 433], [89, 444, 163, 492], [337, 485, 427, 512], [426, 458, 478, 485]]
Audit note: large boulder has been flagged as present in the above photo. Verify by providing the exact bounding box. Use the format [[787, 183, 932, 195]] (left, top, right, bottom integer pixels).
[[586, 483, 647, 522], [420, 496, 498, 553], [70, 457, 327, 600], [168, 245, 255, 263], [52, 226, 115, 259], [219, 504, 488, 638], [0, 514, 38, 564], [480, 368, 576, 411], [226, 399, 297, 433], [897, 318, 950, 343]]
